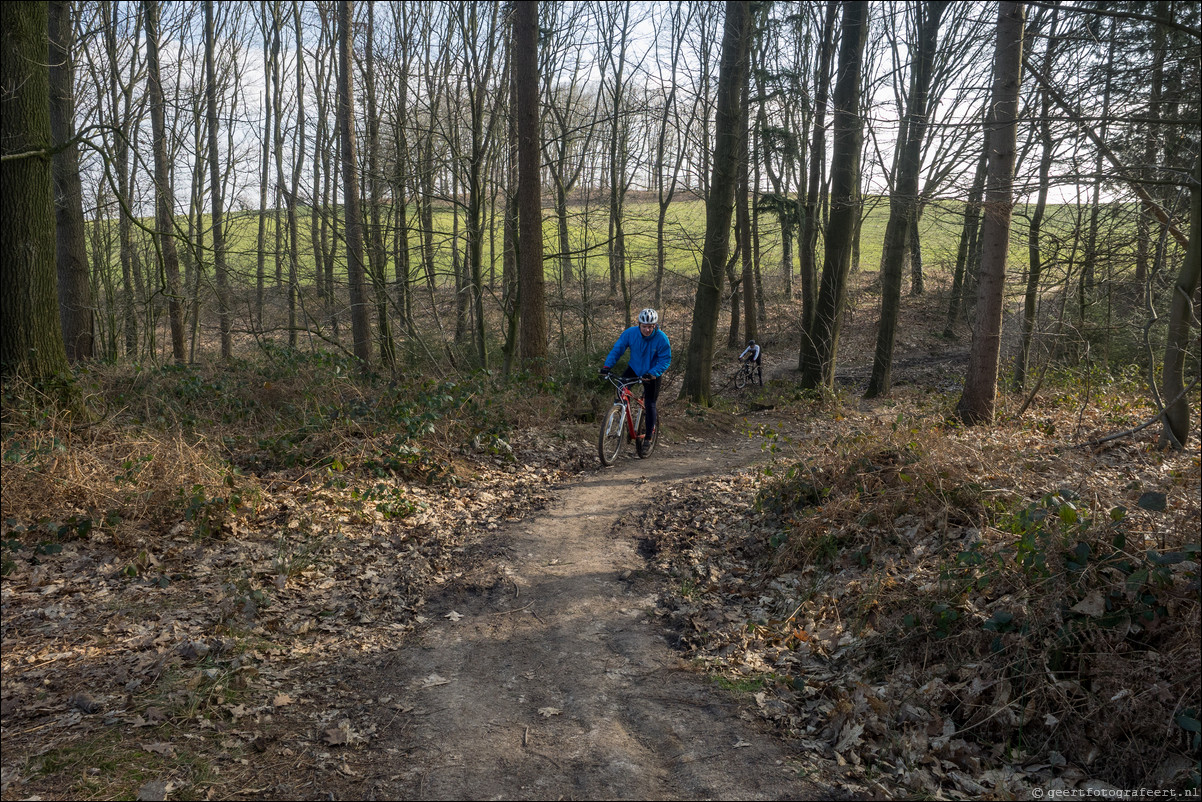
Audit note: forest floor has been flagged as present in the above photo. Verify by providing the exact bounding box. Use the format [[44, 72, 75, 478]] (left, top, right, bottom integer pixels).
[[2, 287, 1199, 801]]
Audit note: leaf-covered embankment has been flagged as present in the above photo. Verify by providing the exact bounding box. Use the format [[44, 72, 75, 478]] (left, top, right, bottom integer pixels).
[[637, 387, 1201, 798]]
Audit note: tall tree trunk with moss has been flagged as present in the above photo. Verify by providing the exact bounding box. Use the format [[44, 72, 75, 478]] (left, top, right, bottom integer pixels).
[[338, 0, 371, 366], [956, 1, 1025, 425], [49, 0, 93, 362], [798, 1, 869, 390], [681, 0, 750, 405], [144, 0, 186, 364], [513, 0, 547, 372], [1159, 162, 1200, 449], [1, 1, 71, 382], [866, 0, 946, 398]]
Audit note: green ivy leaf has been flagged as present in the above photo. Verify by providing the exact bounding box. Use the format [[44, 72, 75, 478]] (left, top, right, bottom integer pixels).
[[1175, 710, 1201, 734], [983, 610, 1014, 632], [1148, 550, 1186, 566], [1137, 491, 1167, 512]]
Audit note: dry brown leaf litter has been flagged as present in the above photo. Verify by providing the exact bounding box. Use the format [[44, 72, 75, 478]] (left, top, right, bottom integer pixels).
[[2, 364, 1199, 800], [1, 425, 595, 800], [635, 395, 1200, 800]]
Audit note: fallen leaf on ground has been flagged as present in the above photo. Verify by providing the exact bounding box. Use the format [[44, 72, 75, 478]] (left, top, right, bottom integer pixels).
[[135, 779, 172, 801], [323, 723, 353, 745]]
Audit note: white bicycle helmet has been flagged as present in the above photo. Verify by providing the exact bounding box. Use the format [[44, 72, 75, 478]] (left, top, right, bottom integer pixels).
[[638, 308, 659, 325]]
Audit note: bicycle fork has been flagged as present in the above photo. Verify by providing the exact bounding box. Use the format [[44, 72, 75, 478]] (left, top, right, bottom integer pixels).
[[609, 403, 628, 439]]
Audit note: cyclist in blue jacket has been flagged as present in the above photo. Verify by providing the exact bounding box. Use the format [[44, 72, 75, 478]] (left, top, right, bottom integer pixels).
[[600, 308, 671, 442]]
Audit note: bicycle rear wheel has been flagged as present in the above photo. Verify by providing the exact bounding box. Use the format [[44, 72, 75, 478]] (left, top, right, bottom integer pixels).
[[598, 404, 626, 466]]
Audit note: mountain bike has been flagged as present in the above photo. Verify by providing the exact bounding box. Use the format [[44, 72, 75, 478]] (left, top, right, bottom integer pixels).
[[598, 374, 657, 466], [734, 359, 757, 389]]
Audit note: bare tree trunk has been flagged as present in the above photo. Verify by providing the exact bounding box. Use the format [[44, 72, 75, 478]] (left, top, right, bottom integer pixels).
[[726, 246, 742, 349], [514, 0, 547, 371], [287, 1, 305, 350], [452, 168, 467, 345], [944, 108, 990, 339], [312, 3, 333, 306], [797, 0, 838, 348], [270, 2, 284, 292], [799, 1, 869, 390], [737, 58, 755, 346], [338, 0, 371, 366], [603, 4, 632, 305], [185, 103, 205, 362], [957, 1, 1025, 425], [49, 0, 93, 362], [909, 211, 924, 295], [681, 0, 750, 405], [455, 2, 502, 369], [312, 30, 328, 302], [502, 68, 519, 375], [255, 5, 274, 329], [1014, 16, 1060, 390], [1079, 20, 1116, 329], [1136, 1, 1168, 295], [102, 4, 140, 357], [204, 0, 232, 359], [144, 0, 186, 364], [653, 4, 694, 310], [391, 4, 415, 336], [363, 2, 394, 369], [866, 0, 946, 398]]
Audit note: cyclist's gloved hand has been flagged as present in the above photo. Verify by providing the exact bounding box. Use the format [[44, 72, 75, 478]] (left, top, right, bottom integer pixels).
[[599, 366, 610, 376], [640, 373, 654, 382]]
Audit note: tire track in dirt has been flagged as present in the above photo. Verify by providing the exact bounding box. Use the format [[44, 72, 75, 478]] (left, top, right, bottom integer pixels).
[[346, 421, 836, 800]]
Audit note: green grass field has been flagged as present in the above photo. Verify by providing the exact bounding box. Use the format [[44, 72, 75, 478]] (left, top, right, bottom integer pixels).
[[90, 191, 1145, 299]]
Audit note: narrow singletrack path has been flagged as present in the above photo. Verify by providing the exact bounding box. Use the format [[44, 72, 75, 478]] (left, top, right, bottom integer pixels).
[[350, 421, 833, 800]]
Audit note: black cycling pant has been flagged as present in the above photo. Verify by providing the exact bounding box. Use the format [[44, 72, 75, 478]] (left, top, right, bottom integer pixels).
[[621, 367, 660, 435]]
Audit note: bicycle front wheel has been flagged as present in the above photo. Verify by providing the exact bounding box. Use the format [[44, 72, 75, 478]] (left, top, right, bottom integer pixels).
[[598, 404, 626, 466], [735, 366, 747, 389]]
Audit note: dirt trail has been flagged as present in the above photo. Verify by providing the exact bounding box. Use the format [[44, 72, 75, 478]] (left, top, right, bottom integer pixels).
[[302, 417, 837, 801]]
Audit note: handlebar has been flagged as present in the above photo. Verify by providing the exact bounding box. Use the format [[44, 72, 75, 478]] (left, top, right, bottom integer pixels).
[[602, 373, 645, 393]]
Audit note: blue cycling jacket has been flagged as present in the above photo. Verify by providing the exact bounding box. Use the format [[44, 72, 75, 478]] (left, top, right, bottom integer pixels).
[[604, 326, 672, 378]]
